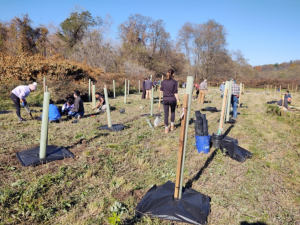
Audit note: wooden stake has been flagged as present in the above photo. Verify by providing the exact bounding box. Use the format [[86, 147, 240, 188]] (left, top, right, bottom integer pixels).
[[174, 94, 189, 199]]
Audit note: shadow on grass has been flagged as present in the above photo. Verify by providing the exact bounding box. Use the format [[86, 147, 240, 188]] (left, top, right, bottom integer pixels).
[[240, 222, 268, 225], [65, 133, 109, 149], [184, 125, 234, 189]]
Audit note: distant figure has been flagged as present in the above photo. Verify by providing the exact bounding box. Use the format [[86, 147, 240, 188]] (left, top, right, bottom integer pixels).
[[199, 79, 208, 104], [231, 79, 240, 119], [61, 98, 74, 116], [38, 99, 61, 123], [142, 78, 147, 99], [145, 77, 153, 100], [220, 82, 225, 98], [10, 82, 37, 122], [194, 84, 199, 98], [93, 92, 106, 111], [70, 90, 85, 119], [160, 69, 179, 134], [154, 79, 158, 91]]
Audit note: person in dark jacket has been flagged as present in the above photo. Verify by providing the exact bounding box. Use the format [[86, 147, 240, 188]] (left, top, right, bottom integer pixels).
[[145, 77, 153, 100], [70, 90, 85, 119], [142, 78, 147, 99], [159, 69, 180, 134]]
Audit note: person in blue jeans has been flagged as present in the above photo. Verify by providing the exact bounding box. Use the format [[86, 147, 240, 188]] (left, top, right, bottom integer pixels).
[[70, 90, 85, 119], [231, 80, 240, 119]]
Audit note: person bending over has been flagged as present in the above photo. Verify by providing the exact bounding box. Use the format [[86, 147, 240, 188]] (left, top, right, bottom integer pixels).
[[10, 82, 37, 122], [159, 69, 180, 134], [38, 99, 61, 123], [93, 92, 106, 111], [70, 90, 85, 119], [61, 98, 74, 116]]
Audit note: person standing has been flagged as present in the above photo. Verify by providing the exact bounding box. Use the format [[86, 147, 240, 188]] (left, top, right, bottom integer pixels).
[[70, 90, 85, 119], [159, 69, 180, 134], [219, 82, 225, 98], [199, 79, 208, 104], [142, 78, 147, 99], [145, 77, 153, 100], [154, 79, 158, 91], [10, 82, 37, 122], [231, 79, 240, 119]]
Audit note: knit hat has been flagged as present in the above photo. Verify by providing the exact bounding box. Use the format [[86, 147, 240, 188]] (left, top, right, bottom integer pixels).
[[29, 82, 37, 91]]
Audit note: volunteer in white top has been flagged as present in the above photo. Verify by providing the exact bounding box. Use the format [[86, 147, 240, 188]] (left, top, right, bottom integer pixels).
[[10, 82, 37, 122]]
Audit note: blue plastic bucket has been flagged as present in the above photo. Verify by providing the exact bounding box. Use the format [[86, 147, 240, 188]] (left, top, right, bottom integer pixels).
[[195, 135, 211, 154]]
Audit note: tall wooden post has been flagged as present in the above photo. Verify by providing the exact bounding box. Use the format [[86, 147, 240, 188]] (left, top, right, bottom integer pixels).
[[179, 76, 194, 199], [174, 94, 189, 199]]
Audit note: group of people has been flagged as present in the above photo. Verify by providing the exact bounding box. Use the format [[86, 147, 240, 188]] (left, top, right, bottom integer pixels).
[[10, 83, 107, 123]]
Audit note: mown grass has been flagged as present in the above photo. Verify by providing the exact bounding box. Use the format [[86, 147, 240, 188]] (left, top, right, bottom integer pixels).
[[0, 87, 300, 225]]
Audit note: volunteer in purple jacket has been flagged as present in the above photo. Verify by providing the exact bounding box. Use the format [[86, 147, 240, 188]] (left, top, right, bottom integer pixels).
[[10, 82, 37, 122], [159, 69, 180, 134]]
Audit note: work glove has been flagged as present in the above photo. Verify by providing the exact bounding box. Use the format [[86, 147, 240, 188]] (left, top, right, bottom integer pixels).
[[177, 101, 181, 106], [22, 102, 26, 107]]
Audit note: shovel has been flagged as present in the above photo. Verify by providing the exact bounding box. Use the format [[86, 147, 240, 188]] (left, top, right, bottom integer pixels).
[[24, 104, 33, 119], [154, 95, 162, 127]]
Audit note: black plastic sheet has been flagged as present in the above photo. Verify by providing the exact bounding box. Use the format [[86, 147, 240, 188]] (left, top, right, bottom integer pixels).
[[16, 145, 74, 167], [136, 181, 210, 225], [221, 136, 252, 162], [98, 124, 125, 131]]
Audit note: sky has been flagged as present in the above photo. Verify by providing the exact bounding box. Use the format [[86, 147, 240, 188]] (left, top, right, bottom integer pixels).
[[1, 0, 299, 66]]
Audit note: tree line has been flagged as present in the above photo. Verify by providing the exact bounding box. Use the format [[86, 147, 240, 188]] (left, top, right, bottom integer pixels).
[[0, 10, 298, 82]]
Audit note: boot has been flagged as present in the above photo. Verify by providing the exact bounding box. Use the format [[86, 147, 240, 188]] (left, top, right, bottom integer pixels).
[[170, 125, 175, 131]]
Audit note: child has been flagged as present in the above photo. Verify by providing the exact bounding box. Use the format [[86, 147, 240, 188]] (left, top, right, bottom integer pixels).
[[61, 98, 74, 116]]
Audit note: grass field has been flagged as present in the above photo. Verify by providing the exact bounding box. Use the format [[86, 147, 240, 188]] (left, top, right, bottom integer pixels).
[[0, 87, 300, 225]]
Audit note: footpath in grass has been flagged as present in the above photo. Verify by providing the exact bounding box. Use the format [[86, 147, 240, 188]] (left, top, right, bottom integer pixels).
[[0, 88, 299, 224]]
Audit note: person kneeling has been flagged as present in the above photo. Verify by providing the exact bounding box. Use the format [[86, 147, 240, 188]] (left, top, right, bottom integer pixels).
[[69, 90, 85, 119], [93, 92, 106, 111], [61, 98, 74, 116], [37, 99, 61, 123]]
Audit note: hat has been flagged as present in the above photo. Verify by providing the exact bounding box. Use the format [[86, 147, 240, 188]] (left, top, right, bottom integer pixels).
[[204, 79, 207, 82], [28, 82, 37, 91], [223, 82, 225, 84]]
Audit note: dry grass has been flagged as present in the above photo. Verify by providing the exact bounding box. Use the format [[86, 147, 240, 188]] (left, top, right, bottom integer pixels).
[[0, 86, 300, 225]]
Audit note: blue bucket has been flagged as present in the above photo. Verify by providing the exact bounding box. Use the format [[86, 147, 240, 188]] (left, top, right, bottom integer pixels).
[[195, 135, 211, 154]]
